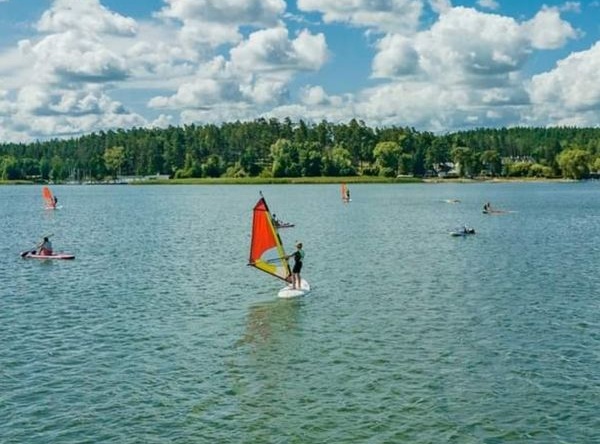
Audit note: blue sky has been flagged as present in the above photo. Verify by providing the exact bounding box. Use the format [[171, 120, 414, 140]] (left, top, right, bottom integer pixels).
[[0, 0, 599, 142]]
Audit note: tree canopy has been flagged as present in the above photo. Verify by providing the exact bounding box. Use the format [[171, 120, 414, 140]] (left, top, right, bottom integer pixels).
[[2, 120, 600, 181]]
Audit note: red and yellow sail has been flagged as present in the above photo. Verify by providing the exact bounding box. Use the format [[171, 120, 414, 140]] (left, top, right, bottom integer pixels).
[[42, 186, 55, 208], [249, 197, 291, 281], [341, 183, 349, 202]]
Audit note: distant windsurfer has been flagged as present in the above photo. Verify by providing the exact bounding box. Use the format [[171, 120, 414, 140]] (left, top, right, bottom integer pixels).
[[345, 187, 350, 201], [53, 195, 58, 208], [286, 242, 304, 289]]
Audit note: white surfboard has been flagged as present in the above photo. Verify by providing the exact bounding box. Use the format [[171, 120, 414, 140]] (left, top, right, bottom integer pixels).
[[278, 279, 311, 299]]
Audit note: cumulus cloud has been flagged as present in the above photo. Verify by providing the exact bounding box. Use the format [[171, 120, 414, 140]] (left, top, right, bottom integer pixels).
[[359, 5, 576, 130], [559, 2, 581, 13], [0, 0, 146, 140], [157, 0, 285, 46], [476, 0, 499, 10], [0, 0, 594, 141], [229, 27, 327, 72], [150, 27, 327, 110], [297, 0, 424, 34], [6, 85, 146, 139], [528, 42, 600, 125], [21, 31, 128, 84], [372, 34, 420, 78], [37, 0, 136, 35], [523, 7, 578, 49]]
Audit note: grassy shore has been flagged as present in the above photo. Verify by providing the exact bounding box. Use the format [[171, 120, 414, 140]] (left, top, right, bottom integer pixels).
[[1, 176, 573, 185], [134, 176, 424, 185]]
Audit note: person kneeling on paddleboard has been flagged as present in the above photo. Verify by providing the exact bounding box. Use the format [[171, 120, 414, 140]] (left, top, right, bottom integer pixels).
[[286, 242, 304, 289], [38, 237, 53, 256]]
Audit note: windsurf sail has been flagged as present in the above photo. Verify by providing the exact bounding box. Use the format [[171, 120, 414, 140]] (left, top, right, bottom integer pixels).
[[249, 196, 291, 282], [42, 186, 55, 208], [341, 183, 350, 202]]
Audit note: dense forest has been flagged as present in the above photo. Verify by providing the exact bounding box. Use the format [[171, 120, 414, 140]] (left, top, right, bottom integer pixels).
[[2, 118, 600, 182]]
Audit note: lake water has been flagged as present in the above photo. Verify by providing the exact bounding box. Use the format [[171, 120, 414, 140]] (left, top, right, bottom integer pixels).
[[1, 182, 600, 443]]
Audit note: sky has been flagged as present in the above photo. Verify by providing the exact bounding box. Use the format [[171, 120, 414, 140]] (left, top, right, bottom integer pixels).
[[0, 0, 599, 142]]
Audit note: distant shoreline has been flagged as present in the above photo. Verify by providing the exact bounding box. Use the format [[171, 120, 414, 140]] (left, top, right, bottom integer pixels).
[[0, 176, 577, 185]]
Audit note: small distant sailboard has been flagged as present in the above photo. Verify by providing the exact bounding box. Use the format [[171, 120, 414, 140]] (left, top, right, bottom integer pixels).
[[248, 194, 310, 298], [341, 183, 351, 203], [42, 186, 60, 209]]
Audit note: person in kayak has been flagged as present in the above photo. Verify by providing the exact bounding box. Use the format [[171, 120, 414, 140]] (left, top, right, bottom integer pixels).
[[286, 242, 304, 289], [38, 237, 53, 256]]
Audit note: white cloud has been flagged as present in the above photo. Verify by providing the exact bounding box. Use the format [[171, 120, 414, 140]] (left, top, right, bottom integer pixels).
[[37, 0, 136, 35], [299, 85, 328, 106], [150, 27, 328, 110], [158, 0, 284, 25], [528, 42, 600, 125], [297, 0, 424, 34], [229, 27, 327, 72], [6, 85, 145, 139], [523, 7, 578, 49], [156, 0, 286, 46], [0, 0, 595, 141], [412, 7, 531, 82], [372, 34, 420, 78], [476, 0, 499, 10], [559, 2, 581, 13], [0, 0, 146, 140], [22, 31, 128, 84]]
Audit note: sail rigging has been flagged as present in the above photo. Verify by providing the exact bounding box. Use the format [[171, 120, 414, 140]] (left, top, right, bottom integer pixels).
[[42, 186, 55, 208], [248, 197, 291, 282]]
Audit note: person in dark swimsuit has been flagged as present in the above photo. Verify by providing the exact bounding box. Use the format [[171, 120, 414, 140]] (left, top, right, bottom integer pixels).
[[286, 242, 304, 289]]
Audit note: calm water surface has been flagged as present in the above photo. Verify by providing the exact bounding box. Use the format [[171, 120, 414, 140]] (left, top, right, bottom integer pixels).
[[1, 183, 600, 443]]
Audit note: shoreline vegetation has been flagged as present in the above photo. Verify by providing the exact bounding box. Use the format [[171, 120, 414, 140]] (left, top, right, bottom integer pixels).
[[0, 176, 577, 186], [2, 122, 600, 184]]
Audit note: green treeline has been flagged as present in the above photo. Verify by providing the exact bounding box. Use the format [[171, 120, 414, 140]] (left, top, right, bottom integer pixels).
[[2, 118, 600, 182]]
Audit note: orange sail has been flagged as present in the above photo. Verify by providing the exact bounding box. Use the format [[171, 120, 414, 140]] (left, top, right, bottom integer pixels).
[[341, 183, 349, 202], [42, 186, 55, 208], [248, 197, 291, 282]]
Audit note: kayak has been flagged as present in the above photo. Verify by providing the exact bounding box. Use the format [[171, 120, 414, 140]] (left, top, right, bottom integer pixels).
[[21, 251, 75, 260]]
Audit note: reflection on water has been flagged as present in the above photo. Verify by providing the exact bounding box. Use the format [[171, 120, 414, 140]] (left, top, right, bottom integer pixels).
[[238, 299, 302, 347]]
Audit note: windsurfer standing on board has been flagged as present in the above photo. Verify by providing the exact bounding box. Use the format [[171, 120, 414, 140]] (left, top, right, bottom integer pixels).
[[286, 242, 304, 289]]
